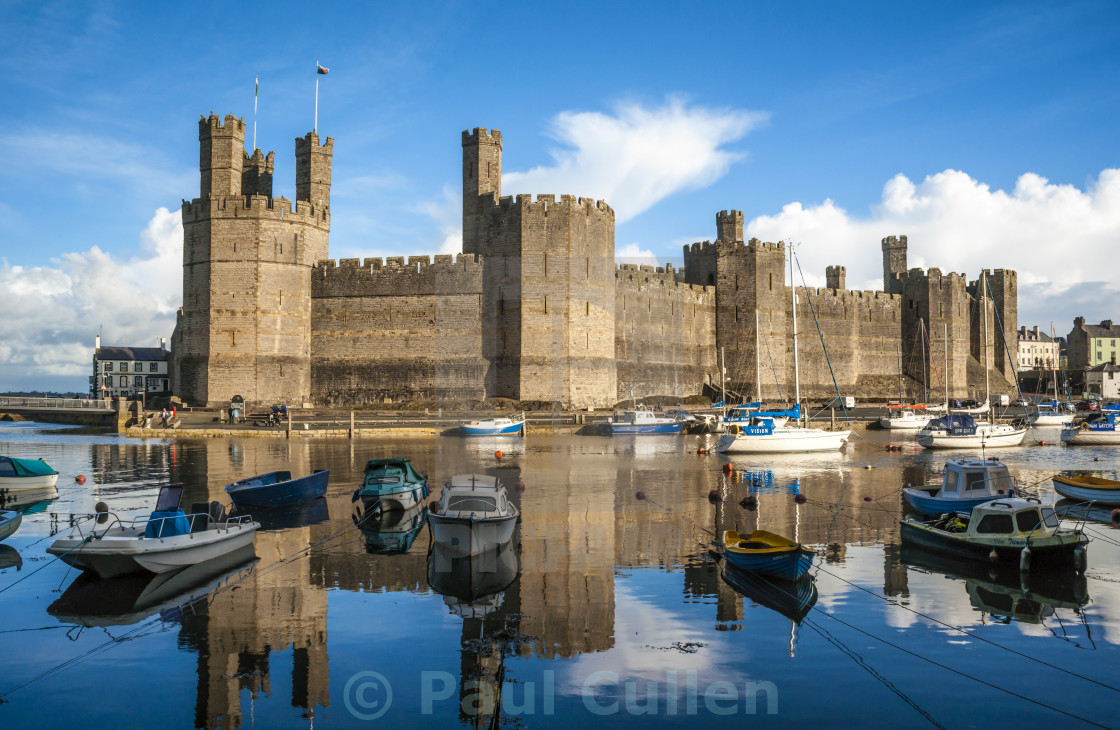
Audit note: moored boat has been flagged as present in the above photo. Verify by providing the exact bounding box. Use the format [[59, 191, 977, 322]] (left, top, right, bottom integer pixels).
[[721, 529, 814, 580], [353, 458, 430, 512], [916, 415, 1026, 449], [1026, 409, 1071, 426], [1061, 413, 1120, 445], [720, 563, 818, 623], [0, 455, 60, 508], [224, 469, 330, 508], [1052, 474, 1120, 505], [0, 509, 21, 541], [358, 503, 429, 555], [605, 409, 685, 435], [899, 498, 1088, 571], [428, 474, 519, 557], [715, 417, 850, 454], [459, 414, 525, 436], [879, 406, 928, 430], [46, 485, 259, 579], [902, 458, 1020, 515]]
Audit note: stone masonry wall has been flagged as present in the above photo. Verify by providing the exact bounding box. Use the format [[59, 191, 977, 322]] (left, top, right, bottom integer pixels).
[[310, 255, 486, 403], [615, 265, 715, 401]]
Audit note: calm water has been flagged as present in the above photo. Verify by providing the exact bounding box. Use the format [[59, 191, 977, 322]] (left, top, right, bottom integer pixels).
[[3, 421, 1120, 729]]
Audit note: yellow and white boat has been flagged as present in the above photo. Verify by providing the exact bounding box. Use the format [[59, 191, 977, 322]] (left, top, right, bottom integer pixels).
[[1052, 474, 1120, 505]]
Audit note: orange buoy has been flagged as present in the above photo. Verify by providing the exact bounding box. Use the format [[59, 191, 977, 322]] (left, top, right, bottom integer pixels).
[[495, 450, 503, 460], [1038, 440, 1047, 446], [722, 463, 733, 473], [75, 475, 86, 485], [697, 447, 708, 455]]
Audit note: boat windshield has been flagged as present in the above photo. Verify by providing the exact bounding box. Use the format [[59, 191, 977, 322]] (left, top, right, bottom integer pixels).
[[962, 470, 987, 492], [986, 466, 1012, 492], [448, 496, 497, 512], [1041, 507, 1060, 528], [1015, 509, 1044, 533]]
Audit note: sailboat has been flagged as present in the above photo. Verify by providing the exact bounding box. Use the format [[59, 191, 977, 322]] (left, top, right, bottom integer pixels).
[[716, 246, 851, 454], [1027, 323, 1071, 426], [880, 343, 928, 430], [950, 298, 991, 415]]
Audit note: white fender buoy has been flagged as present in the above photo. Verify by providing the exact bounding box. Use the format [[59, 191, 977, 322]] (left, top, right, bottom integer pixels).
[[1019, 546, 1032, 572], [988, 549, 999, 562]]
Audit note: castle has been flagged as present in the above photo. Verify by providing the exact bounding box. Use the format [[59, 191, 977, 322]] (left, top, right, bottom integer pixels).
[[171, 114, 1017, 409]]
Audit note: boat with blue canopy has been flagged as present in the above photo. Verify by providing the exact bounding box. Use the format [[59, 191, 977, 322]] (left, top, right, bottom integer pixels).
[[721, 529, 814, 581], [902, 458, 1020, 516], [1061, 412, 1120, 445], [723, 403, 799, 429], [916, 414, 1026, 448], [353, 457, 430, 512], [224, 469, 330, 509]]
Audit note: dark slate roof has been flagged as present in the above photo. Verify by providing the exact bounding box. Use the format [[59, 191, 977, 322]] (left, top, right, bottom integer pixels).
[[1087, 362, 1120, 372], [1019, 328, 1056, 343], [1083, 324, 1120, 337], [96, 346, 168, 362]]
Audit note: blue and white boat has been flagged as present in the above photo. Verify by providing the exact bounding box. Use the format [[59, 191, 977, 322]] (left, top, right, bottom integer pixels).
[[0, 510, 21, 542], [724, 403, 799, 429], [353, 458, 430, 512], [902, 458, 1020, 516], [459, 414, 525, 436], [715, 416, 850, 454], [224, 469, 330, 509], [1062, 412, 1120, 445], [916, 414, 1026, 449], [606, 409, 684, 435]]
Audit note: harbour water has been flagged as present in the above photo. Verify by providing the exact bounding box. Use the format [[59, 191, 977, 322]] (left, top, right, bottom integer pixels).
[[3, 421, 1120, 728]]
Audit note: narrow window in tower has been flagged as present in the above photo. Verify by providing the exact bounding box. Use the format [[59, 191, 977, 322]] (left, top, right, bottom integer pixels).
[[279, 242, 283, 255], [487, 162, 491, 178], [544, 296, 548, 314], [735, 305, 740, 322], [586, 257, 590, 278], [498, 296, 504, 315], [543, 253, 548, 277], [279, 364, 284, 376], [586, 331, 589, 349], [231, 331, 236, 347], [585, 301, 590, 316], [769, 273, 773, 291], [735, 274, 739, 291], [279, 289, 283, 308], [940, 303, 944, 316]]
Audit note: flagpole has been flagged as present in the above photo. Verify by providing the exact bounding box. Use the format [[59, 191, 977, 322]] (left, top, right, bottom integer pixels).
[[253, 76, 258, 151], [314, 61, 319, 133]]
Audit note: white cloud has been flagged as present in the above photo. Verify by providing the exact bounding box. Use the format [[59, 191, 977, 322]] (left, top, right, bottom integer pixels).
[[416, 184, 464, 256], [504, 98, 766, 223], [745, 169, 1120, 330], [616, 243, 659, 268], [0, 208, 182, 392]]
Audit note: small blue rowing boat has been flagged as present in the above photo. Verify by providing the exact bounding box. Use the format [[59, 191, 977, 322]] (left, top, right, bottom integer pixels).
[[722, 529, 814, 581], [224, 469, 330, 508], [0, 509, 21, 542]]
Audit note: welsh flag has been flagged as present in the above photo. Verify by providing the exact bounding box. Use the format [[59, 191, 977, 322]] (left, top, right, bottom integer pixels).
[[317, 63, 330, 75]]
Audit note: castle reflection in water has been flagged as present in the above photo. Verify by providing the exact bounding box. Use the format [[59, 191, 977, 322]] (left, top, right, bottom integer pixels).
[[85, 435, 912, 728]]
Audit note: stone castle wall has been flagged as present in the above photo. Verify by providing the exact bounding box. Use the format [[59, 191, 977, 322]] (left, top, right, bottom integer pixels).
[[310, 255, 486, 404], [614, 264, 715, 400]]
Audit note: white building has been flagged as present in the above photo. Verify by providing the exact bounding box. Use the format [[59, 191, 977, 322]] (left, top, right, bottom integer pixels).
[[1085, 362, 1120, 399], [91, 335, 171, 399], [1017, 326, 1060, 371]]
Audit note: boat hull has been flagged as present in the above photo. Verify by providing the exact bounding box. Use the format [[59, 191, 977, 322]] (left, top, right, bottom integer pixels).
[[1052, 476, 1120, 506], [428, 512, 518, 557], [225, 469, 329, 508], [47, 522, 260, 579], [716, 429, 850, 453], [879, 417, 925, 430], [0, 510, 21, 541], [607, 422, 683, 434], [1061, 428, 1120, 445], [1027, 412, 1070, 426], [0, 472, 59, 489], [460, 422, 524, 436], [723, 545, 814, 580], [720, 564, 818, 622], [917, 428, 1026, 449], [899, 519, 1086, 569], [360, 482, 430, 512], [901, 489, 1003, 516]]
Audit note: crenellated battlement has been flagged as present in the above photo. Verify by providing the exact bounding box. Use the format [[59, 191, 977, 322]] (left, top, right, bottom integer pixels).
[[199, 112, 245, 136], [312, 253, 483, 298], [684, 237, 786, 256], [296, 131, 334, 153], [614, 262, 710, 294], [181, 194, 330, 225], [462, 128, 502, 147], [484, 192, 615, 218]]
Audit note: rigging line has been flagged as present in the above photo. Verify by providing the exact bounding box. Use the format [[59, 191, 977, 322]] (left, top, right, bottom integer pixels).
[[792, 246, 848, 422], [802, 617, 947, 730], [763, 324, 786, 404], [814, 565, 1120, 694], [0, 535, 92, 596]]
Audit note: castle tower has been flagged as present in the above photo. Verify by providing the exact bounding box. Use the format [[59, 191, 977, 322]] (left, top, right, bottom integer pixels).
[[464, 128, 616, 408], [462, 128, 502, 256], [882, 235, 907, 295], [296, 132, 332, 211], [242, 149, 274, 198], [987, 269, 1018, 379], [826, 265, 846, 290], [716, 210, 744, 243], [175, 113, 331, 407]]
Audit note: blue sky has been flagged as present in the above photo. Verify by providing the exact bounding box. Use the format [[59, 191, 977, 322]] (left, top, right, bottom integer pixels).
[[1, 1, 1118, 391]]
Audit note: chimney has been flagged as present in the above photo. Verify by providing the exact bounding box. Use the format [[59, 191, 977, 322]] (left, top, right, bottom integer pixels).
[[95, 334, 101, 351], [160, 337, 167, 351], [1102, 320, 1114, 329], [1074, 316, 1085, 327], [1033, 326, 1039, 338]]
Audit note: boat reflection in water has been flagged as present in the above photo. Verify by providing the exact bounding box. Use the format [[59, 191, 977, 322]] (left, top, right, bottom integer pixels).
[[0, 544, 22, 571], [238, 496, 330, 532], [358, 503, 429, 555], [900, 546, 1089, 624], [427, 539, 521, 618], [720, 562, 818, 623], [48, 544, 259, 627]]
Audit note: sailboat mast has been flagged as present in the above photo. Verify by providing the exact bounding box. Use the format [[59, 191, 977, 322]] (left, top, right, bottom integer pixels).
[[983, 285, 990, 405], [755, 310, 762, 405], [897, 342, 903, 403], [790, 246, 801, 420], [921, 319, 928, 403], [944, 323, 950, 406], [1051, 321, 1059, 402], [720, 346, 727, 422]]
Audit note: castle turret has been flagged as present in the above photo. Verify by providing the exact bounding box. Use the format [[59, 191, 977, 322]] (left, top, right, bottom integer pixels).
[[242, 149, 274, 198], [882, 235, 907, 295], [826, 265, 846, 290], [296, 132, 332, 211], [199, 113, 245, 198], [716, 210, 744, 243], [988, 269, 1018, 379], [461, 128, 502, 255]]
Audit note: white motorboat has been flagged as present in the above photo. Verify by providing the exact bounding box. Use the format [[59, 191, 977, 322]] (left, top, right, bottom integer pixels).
[[605, 409, 685, 434], [1061, 413, 1120, 445], [902, 458, 1020, 515], [0, 455, 60, 508], [879, 408, 928, 430], [916, 415, 1026, 449], [0, 509, 21, 541], [715, 417, 851, 454], [47, 486, 259, 579], [428, 474, 519, 557], [1026, 410, 1071, 426], [459, 413, 525, 436]]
